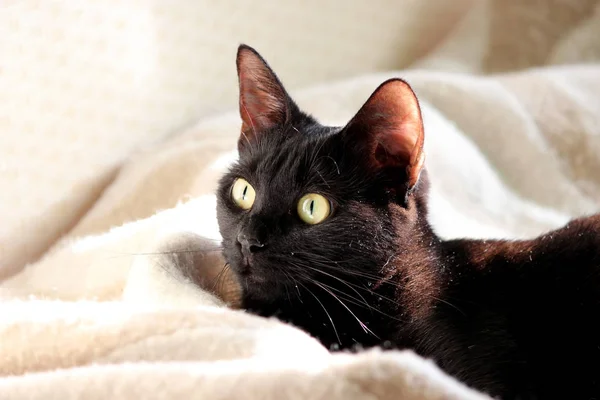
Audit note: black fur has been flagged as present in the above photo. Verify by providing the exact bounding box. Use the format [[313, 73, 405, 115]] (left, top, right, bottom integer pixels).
[[216, 45, 600, 399]]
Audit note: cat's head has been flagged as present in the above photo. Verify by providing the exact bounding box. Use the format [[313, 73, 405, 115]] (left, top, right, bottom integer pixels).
[[216, 45, 429, 307]]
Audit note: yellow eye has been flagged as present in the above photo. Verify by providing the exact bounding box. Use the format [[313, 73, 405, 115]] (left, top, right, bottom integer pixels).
[[297, 193, 331, 225], [231, 178, 256, 210]]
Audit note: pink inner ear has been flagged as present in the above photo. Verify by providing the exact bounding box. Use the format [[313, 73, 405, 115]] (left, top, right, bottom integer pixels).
[[378, 120, 422, 163], [347, 79, 425, 188], [371, 82, 423, 163], [237, 49, 288, 134]]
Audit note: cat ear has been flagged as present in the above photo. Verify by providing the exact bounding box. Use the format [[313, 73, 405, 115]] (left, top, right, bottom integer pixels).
[[236, 44, 292, 142], [343, 78, 425, 190]]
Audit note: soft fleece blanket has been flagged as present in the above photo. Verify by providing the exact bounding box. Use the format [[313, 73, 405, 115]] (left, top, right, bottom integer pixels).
[[2, 1, 600, 399]]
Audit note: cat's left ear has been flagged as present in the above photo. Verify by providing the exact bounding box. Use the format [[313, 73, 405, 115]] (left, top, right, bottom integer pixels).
[[342, 78, 425, 191], [236, 45, 295, 145]]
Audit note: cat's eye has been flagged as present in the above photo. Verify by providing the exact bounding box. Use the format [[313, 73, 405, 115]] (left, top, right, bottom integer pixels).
[[231, 178, 256, 210], [297, 193, 331, 225]]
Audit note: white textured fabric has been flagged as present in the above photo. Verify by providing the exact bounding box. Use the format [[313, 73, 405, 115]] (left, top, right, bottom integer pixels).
[[1, 0, 600, 399]]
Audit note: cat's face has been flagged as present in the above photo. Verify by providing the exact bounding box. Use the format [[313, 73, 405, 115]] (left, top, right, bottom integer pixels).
[[216, 45, 427, 307]]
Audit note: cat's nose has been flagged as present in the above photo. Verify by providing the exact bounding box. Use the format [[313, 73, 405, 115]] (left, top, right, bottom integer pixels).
[[237, 233, 266, 254]]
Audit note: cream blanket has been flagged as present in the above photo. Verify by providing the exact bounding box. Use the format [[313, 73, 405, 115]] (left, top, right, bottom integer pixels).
[[2, 1, 600, 399]]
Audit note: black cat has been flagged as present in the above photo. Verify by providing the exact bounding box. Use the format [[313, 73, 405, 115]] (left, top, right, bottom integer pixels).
[[216, 44, 600, 399]]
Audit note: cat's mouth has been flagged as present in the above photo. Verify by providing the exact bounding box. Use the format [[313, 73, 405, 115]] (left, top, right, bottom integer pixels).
[[239, 255, 252, 274], [233, 250, 268, 284], [243, 271, 268, 285]]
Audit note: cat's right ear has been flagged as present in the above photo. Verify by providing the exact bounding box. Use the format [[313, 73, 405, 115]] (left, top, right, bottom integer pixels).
[[236, 45, 293, 147]]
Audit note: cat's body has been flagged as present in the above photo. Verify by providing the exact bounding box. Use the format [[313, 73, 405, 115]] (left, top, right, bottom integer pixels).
[[397, 213, 600, 399], [216, 45, 600, 399]]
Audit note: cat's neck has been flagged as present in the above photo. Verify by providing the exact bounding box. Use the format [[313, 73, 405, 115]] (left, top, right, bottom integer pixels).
[[387, 224, 533, 324]]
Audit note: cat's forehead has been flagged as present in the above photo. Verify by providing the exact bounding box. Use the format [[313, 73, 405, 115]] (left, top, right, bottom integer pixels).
[[239, 125, 343, 194]]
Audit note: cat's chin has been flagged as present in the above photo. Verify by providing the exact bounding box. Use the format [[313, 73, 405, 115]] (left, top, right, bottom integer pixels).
[[241, 280, 285, 312], [236, 270, 287, 306], [241, 271, 268, 285], [226, 260, 278, 297]]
